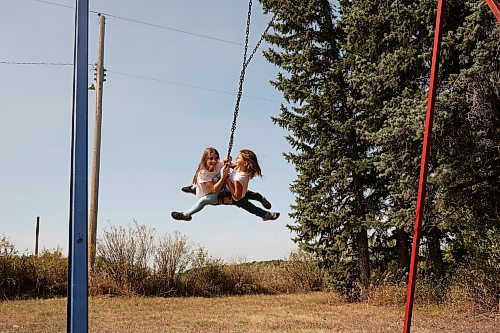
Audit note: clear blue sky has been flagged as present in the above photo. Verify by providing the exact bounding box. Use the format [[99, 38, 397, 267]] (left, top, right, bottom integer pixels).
[[0, 0, 298, 261]]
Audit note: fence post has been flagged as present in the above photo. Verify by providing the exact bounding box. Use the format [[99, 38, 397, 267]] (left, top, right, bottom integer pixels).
[[35, 216, 40, 256]]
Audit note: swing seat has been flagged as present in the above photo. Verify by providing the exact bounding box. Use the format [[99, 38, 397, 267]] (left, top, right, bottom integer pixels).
[[217, 191, 233, 205]]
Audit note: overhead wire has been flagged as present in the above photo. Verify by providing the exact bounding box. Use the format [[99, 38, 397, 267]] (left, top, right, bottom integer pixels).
[[107, 70, 277, 102], [107, 70, 280, 103], [32, 0, 243, 46], [6, 1, 279, 103], [0, 61, 73, 66], [0, 61, 279, 103]]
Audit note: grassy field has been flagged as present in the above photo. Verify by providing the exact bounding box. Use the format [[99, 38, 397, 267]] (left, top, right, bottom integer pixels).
[[0, 292, 497, 333]]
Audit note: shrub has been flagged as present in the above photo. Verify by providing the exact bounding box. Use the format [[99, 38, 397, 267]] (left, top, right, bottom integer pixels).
[[95, 221, 155, 295], [181, 247, 226, 296], [220, 258, 262, 294], [153, 231, 194, 296], [448, 264, 500, 312], [280, 250, 325, 292], [366, 284, 407, 306], [0, 235, 16, 256], [258, 250, 325, 293], [31, 249, 67, 296], [0, 242, 67, 300]]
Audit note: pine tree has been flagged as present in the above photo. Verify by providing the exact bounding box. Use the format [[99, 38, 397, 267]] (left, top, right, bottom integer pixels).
[[260, 0, 383, 296], [430, 0, 499, 291], [261, 0, 498, 300], [340, 0, 442, 276]]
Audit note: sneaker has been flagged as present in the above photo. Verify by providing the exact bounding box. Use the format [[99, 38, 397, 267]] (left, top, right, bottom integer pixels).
[[262, 212, 280, 221], [171, 211, 192, 221], [260, 197, 272, 209], [181, 185, 196, 195]]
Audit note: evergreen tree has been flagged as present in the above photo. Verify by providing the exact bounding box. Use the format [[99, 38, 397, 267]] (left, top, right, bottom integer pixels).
[[338, 0, 433, 277], [341, 0, 498, 281], [261, 0, 498, 300], [430, 0, 499, 294], [260, 0, 383, 296]]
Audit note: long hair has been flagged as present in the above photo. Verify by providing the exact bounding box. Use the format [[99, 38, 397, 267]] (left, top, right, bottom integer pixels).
[[238, 149, 262, 179], [192, 147, 220, 184]]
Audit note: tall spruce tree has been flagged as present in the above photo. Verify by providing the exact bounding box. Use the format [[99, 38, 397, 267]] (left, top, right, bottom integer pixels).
[[260, 0, 382, 296], [374, 0, 500, 279], [341, 0, 498, 281], [432, 0, 499, 235], [338, 0, 428, 276], [429, 0, 499, 296], [261, 0, 498, 300], [340, 0, 441, 277]]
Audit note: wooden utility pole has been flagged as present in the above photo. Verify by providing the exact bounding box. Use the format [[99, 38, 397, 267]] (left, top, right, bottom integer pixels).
[[35, 216, 40, 256], [89, 14, 106, 271]]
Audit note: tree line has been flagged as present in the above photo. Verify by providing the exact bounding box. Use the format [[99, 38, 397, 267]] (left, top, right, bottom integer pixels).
[[259, 0, 499, 301]]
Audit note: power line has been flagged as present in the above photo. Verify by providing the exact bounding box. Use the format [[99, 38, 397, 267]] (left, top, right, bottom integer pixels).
[[107, 70, 280, 103], [32, 0, 243, 46], [0, 61, 73, 66], [0, 60, 280, 103], [94, 13, 242, 46], [108, 70, 236, 95], [32, 0, 72, 9]]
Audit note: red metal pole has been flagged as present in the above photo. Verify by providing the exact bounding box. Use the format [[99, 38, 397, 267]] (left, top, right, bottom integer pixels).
[[484, 0, 500, 21], [402, 0, 446, 332]]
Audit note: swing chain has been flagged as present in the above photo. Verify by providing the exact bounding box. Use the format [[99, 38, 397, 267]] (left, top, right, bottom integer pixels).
[[244, 14, 276, 69], [226, 0, 276, 158]]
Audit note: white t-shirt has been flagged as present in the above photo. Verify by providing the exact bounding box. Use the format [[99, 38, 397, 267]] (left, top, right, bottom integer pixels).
[[229, 170, 250, 200], [196, 161, 224, 197]]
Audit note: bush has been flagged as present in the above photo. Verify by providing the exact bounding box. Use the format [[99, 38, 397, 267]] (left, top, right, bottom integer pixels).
[[366, 284, 407, 306], [2, 224, 498, 311], [220, 258, 263, 294], [448, 265, 500, 312], [0, 237, 67, 300], [278, 250, 325, 292], [0, 235, 16, 257], [31, 249, 67, 296], [94, 221, 155, 295], [153, 232, 194, 296], [255, 250, 325, 294], [181, 247, 226, 296], [2, 229, 328, 299]]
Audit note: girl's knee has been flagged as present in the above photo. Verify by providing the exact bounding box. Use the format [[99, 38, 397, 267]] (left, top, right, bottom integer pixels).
[[199, 193, 218, 205]]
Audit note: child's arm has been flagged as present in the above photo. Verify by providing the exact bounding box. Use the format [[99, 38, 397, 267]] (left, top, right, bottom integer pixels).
[[203, 165, 230, 194], [224, 177, 244, 201]]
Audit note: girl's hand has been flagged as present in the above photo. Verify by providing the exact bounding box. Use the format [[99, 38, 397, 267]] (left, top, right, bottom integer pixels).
[[223, 156, 235, 169], [222, 165, 230, 178]]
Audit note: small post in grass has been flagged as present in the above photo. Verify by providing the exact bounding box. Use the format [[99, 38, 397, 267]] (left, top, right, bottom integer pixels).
[[35, 216, 40, 256]]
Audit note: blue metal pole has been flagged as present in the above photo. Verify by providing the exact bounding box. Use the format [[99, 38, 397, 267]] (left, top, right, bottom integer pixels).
[[67, 0, 88, 332]]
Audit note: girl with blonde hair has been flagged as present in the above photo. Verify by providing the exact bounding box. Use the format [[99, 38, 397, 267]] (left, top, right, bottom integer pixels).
[[224, 149, 280, 221], [171, 147, 229, 221], [172, 148, 279, 222]]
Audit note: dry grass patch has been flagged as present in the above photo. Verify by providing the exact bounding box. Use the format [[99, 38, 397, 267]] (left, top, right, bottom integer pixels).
[[1, 292, 498, 333]]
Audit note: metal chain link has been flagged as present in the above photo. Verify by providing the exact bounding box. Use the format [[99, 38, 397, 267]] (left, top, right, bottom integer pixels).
[[226, 0, 276, 158], [244, 14, 276, 69]]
